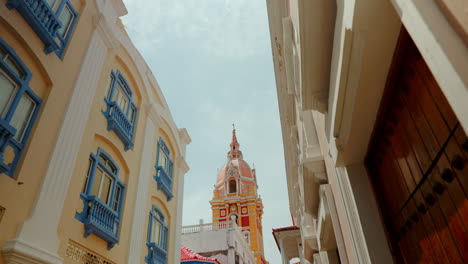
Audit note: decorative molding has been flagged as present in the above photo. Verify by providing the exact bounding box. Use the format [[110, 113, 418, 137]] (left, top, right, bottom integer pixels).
[[2, 239, 62, 264], [66, 241, 114, 264]]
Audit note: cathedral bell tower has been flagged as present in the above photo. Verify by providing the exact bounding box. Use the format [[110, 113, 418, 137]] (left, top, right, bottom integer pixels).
[[210, 128, 267, 264]]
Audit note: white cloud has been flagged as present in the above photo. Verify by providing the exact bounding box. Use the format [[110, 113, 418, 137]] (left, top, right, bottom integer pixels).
[[122, 0, 270, 58]]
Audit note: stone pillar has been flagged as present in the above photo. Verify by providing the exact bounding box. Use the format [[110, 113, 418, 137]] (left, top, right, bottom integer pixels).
[[126, 104, 159, 263], [173, 154, 189, 263], [2, 13, 119, 264]]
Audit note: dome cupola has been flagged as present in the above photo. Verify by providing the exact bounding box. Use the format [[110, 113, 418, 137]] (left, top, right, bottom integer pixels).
[[215, 127, 256, 192]]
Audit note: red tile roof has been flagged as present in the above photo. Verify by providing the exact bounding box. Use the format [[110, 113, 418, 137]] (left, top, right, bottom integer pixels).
[[272, 226, 299, 232], [180, 245, 220, 264]]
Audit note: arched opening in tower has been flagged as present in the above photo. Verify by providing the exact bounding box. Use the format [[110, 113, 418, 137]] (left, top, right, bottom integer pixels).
[[229, 179, 237, 193]]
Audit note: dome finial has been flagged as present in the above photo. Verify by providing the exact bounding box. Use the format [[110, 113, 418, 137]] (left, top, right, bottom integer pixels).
[[228, 125, 242, 159]]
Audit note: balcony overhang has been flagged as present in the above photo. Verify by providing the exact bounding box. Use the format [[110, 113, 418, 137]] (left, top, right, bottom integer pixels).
[[272, 226, 301, 261], [298, 0, 337, 113]]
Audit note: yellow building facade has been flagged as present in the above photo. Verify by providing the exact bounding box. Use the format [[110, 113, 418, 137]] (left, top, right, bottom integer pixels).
[[0, 1, 190, 264], [210, 130, 267, 264]]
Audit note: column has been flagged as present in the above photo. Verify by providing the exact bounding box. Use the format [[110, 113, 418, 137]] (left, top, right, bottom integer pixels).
[[173, 155, 189, 264], [2, 13, 119, 264], [126, 104, 159, 263]]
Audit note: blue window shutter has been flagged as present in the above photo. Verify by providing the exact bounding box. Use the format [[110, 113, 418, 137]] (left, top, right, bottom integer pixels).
[[0, 38, 41, 177]]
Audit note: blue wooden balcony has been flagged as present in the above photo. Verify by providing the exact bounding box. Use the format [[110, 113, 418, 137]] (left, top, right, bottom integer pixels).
[[6, 0, 61, 54], [145, 242, 167, 264], [0, 119, 16, 173], [75, 194, 119, 249], [155, 166, 173, 201], [103, 100, 134, 151]]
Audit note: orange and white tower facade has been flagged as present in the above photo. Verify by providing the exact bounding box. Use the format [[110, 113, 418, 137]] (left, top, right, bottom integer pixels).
[[210, 129, 268, 264]]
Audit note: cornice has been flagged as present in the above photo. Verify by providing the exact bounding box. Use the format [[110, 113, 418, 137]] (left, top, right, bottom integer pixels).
[[178, 128, 191, 145]]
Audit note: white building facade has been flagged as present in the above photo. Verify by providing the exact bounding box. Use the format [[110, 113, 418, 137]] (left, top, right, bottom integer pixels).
[[182, 221, 256, 264], [267, 0, 468, 263]]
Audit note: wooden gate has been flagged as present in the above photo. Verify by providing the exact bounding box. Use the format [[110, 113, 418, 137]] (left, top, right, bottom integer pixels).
[[366, 30, 468, 263]]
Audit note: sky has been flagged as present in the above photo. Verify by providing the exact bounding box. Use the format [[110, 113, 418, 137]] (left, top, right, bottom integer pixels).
[[121, 1, 291, 263]]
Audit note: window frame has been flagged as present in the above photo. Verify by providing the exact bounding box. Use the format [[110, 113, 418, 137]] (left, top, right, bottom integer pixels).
[[145, 205, 169, 264], [103, 70, 138, 151], [154, 138, 174, 201], [54, 0, 78, 58], [76, 148, 126, 249], [0, 38, 42, 177], [81, 148, 125, 215]]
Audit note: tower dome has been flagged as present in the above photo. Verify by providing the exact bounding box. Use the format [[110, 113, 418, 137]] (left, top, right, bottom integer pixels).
[[215, 128, 257, 192]]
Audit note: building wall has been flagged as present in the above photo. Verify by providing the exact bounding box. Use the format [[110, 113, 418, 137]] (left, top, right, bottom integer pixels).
[[267, 0, 467, 263], [0, 1, 190, 264]]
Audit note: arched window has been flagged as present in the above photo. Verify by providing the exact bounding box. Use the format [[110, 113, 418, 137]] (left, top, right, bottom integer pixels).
[[155, 138, 174, 201], [0, 38, 41, 177], [103, 70, 138, 151], [76, 148, 125, 249], [229, 179, 237, 193], [146, 206, 169, 264]]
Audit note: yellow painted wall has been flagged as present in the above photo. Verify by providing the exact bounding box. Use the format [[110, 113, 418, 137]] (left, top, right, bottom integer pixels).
[[0, 0, 93, 261], [0, 1, 187, 263]]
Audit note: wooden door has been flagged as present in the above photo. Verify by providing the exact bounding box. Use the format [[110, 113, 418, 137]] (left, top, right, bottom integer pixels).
[[366, 29, 468, 263]]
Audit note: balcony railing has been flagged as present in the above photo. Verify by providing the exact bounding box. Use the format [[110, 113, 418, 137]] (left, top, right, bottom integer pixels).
[[181, 221, 235, 234], [75, 194, 119, 249], [6, 0, 61, 54], [145, 242, 167, 264], [155, 166, 173, 201], [0, 119, 17, 173], [103, 100, 134, 151]]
